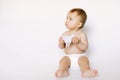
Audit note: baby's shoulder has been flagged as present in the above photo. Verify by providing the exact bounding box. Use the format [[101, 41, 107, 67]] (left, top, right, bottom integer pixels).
[[77, 30, 86, 35]]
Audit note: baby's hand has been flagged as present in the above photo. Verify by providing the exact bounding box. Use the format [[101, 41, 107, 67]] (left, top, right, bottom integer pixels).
[[72, 37, 79, 44], [59, 37, 65, 49], [59, 37, 64, 44]]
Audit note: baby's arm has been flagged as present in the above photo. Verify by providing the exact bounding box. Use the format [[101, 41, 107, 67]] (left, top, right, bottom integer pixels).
[[58, 37, 65, 49], [77, 32, 88, 52]]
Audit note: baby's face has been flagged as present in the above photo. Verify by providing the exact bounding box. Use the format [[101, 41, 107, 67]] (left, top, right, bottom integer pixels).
[[65, 12, 81, 30]]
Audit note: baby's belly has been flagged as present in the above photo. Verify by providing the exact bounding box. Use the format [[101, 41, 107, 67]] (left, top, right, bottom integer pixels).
[[64, 46, 84, 54]]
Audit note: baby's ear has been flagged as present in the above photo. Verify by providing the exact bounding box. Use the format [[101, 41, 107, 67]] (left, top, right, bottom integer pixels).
[[77, 22, 82, 28]]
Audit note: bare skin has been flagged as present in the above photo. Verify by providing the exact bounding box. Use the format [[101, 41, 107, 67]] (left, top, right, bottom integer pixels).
[[78, 56, 98, 78], [55, 30, 97, 78], [55, 10, 97, 78], [55, 56, 70, 78]]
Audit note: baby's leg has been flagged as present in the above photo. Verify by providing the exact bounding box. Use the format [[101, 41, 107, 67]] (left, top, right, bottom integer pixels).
[[55, 56, 71, 78], [78, 56, 97, 78]]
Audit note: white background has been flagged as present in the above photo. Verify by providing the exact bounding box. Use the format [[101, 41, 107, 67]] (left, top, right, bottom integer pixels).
[[0, 0, 120, 80]]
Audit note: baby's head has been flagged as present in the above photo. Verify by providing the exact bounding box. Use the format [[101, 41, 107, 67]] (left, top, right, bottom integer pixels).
[[65, 8, 87, 30]]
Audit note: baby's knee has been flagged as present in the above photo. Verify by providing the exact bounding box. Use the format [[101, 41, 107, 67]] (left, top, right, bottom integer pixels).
[[59, 56, 71, 68], [78, 56, 88, 64], [60, 56, 71, 63], [62, 56, 70, 61]]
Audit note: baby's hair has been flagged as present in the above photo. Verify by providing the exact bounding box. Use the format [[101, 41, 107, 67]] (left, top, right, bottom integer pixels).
[[69, 8, 87, 28]]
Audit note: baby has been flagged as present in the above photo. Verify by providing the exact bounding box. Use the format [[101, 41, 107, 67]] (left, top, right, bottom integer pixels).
[[55, 8, 97, 78]]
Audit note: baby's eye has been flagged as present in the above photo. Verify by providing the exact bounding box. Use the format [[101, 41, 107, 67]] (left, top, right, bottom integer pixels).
[[69, 18, 72, 21]]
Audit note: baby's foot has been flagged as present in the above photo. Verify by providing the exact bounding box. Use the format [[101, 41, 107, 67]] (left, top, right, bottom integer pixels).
[[82, 69, 98, 78], [55, 69, 69, 78]]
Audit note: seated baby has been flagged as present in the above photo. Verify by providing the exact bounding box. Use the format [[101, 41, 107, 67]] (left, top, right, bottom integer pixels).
[[55, 8, 98, 78]]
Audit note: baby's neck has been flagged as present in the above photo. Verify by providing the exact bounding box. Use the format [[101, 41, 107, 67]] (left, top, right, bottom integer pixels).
[[69, 29, 81, 34]]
